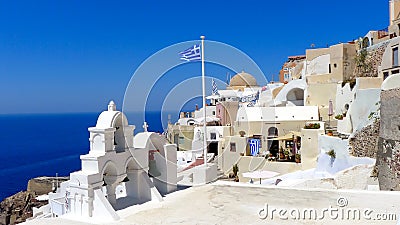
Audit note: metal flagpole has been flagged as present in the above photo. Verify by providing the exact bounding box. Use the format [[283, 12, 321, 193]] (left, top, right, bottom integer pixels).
[[201, 35, 207, 167]]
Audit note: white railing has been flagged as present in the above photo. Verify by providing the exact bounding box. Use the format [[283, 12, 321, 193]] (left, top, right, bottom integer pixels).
[[50, 197, 66, 216]]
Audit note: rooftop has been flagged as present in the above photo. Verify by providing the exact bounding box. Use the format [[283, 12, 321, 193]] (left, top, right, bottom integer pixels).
[[22, 182, 400, 225]]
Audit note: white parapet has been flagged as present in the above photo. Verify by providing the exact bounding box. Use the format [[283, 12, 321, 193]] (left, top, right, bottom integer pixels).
[[153, 144, 177, 195], [193, 163, 218, 185], [301, 123, 325, 170], [337, 116, 352, 135]]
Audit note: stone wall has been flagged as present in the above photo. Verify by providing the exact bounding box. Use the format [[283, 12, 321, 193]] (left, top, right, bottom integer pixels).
[[349, 120, 380, 158], [27, 176, 69, 196], [377, 88, 400, 190], [354, 42, 389, 78]]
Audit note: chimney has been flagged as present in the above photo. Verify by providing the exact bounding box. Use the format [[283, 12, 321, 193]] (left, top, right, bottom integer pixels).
[[390, 0, 395, 26]]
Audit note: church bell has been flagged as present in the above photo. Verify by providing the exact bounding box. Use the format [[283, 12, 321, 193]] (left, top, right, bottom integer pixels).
[[122, 176, 130, 182]]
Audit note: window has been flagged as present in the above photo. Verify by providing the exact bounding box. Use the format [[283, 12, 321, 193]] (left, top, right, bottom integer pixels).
[[230, 142, 236, 152], [329, 64, 331, 73], [210, 132, 217, 140], [268, 127, 278, 136], [284, 68, 289, 71], [393, 47, 398, 67], [212, 111, 216, 115], [384, 72, 389, 80], [285, 140, 294, 148], [179, 136, 185, 145], [334, 63, 337, 68]]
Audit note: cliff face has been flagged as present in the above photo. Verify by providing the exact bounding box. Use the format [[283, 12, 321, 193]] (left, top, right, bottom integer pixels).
[[0, 176, 68, 225], [0, 191, 43, 225]]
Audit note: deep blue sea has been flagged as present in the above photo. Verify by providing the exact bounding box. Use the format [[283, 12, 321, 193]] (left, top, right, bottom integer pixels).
[[0, 111, 173, 201]]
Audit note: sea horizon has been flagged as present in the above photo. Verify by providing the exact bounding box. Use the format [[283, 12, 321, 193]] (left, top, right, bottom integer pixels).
[[0, 111, 177, 201]]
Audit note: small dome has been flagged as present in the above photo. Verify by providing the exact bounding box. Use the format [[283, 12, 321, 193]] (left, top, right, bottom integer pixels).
[[229, 71, 258, 87], [96, 101, 128, 128]]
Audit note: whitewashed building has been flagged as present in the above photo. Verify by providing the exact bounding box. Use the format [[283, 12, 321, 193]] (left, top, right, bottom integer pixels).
[[41, 101, 177, 222]]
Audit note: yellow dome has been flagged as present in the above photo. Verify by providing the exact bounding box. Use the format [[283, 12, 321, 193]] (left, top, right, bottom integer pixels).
[[229, 71, 258, 87]]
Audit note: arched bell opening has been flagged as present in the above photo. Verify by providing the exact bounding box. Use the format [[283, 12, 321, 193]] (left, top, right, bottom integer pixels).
[[113, 114, 128, 153], [148, 150, 161, 178], [112, 158, 143, 210], [101, 162, 118, 208]]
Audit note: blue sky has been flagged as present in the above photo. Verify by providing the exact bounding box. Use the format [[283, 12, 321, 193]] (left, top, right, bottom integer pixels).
[[0, 0, 388, 114]]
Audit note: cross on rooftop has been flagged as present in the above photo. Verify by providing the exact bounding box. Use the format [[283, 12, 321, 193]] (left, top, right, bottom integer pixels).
[[143, 122, 149, 132]]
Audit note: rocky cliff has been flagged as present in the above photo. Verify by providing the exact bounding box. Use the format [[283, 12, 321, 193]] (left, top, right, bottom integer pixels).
[[0, 176, 68, 225]]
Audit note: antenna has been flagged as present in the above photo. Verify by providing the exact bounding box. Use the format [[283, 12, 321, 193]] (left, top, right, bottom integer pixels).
[[56, 172, 58, 188]]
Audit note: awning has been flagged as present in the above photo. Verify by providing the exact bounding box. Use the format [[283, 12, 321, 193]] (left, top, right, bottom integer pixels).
[[269, 131, 301, 140], [206, 95, 220, 100], [194, 116, 220, 124]]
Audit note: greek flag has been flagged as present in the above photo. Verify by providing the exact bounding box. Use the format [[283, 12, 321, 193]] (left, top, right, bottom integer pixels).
[[247, 101, 255, 107], [179, 44, 201, 61], [249, 139, 260, 156], [212, 78, 218, 95]]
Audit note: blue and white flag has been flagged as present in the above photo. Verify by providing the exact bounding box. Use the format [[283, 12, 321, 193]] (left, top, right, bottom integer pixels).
[[179, 44, 201, 61], [212, 78, 218, 95], [240, 91, 260, 105], [249, 139, 260, 156], [247, 101, 255, 107]]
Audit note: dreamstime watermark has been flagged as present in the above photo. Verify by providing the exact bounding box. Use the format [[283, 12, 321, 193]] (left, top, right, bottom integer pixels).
[[257, 197, 397, 221]]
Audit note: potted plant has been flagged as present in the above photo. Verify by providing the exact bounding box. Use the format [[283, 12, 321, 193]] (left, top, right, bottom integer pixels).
[[327, 129, 333, 136], [304, 123, 321, 129], [239, 130, 246, 137], [232, 164, 239, 182], [335, 114, 343, 120], [284, 150, 290, 160], [326, 149, 336, 166], [295, 153, 301, 163], [279, 147, 285, 160]]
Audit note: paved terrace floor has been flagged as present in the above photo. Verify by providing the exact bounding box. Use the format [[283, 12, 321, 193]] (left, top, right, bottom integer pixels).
[[22, 181, 400, 225]]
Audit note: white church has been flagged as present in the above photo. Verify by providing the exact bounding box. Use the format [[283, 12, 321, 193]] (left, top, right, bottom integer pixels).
[[39, 101, 178, 221]]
